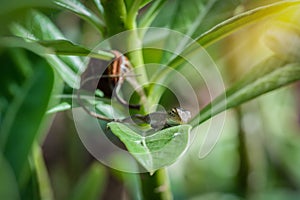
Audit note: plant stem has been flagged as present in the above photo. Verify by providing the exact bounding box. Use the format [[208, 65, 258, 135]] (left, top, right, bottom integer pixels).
[[100, 0, 127, 36], [235, 108, 249, 197], [101, 0, 148, 87], [100, 2, 171, 200], [140, 168, 172, 200]]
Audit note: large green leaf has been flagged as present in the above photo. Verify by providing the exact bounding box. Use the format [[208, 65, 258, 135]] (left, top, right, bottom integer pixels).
[[1, 53, 54, 179], [53, 0, 105, 33], [148, 0, 239, 44], [69, 162, 106, 200], [190, 57, 300, 126], [10, 10, 83, 88], [148, 0, 300, 109], [1, 37, 114, 60], [108, 122, 192, 172]]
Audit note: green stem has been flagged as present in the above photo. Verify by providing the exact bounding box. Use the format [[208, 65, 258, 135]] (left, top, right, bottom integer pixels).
[[100, 0, 127, 36], [101, 0, 148, 86], [126, 0, 142, 29], [235, 108, 249, 197], [101, 2, 169, 200], [140, 168, 172, 200]]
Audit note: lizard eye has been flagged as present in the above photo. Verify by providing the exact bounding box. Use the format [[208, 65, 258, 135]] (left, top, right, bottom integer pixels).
[[168, 108, 178, 117]]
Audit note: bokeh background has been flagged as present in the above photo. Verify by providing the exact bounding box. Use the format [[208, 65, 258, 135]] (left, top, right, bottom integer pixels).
[[1, 0, 300, 199]]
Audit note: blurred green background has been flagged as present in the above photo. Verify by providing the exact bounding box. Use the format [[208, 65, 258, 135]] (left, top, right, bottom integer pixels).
[[1, 0, 300, 199]]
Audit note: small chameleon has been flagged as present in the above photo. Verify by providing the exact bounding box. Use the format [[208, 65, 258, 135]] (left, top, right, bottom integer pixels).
[[121, 107, 191, 130]]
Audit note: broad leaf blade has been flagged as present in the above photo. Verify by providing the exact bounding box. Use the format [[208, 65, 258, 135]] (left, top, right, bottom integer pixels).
[[190, 57, 300, 126], [1, 55, 54, 179], [36, 39, 114, 60], [10, 10, 82, 88], [108, 122, 191, 172], [54, 0, 105, 33], [1, 37, 115, 60]]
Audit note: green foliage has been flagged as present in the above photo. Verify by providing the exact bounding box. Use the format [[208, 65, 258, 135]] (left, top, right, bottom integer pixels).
[[154, 0, 300, 82], [108, 122, 191, 172], [53, 0, 105, 33], [0, 52, 54, 179], [1, 37, 114, 60], [1, 0, 300, 199], [10, 11, 81, 88], [191, 57, 300, 126]]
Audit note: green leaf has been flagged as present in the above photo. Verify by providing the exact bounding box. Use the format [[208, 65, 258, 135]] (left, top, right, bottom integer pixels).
[[125, 0, 152, 11], [108, 122, 192, 172], [138, 0, 167, 29], [190, 57, 300, 126], [92, 0, 104, 17], [148, 0, 300, 107], [46, 102, 72, 114], [1, 37, 115, 60], [125, 0, 142, 27], [10, 10, 83, 88], [195, 0, 300, 47], [0, 0, 52, 35], [1, 55, 54, 179], [151, 0, 208, 34], [37, 39, 114, 60], [70, 162, 106, 200], [54, 0, 105, 33], [156, 1, 300, 80], [0, 153, 20, 200]]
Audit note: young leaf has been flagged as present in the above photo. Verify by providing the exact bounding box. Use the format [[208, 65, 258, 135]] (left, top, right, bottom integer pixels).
[[54, 0, 105, 33], [46, 102, 71, 114], [190, 57, 300, 126], [108, 122, 192, 172]]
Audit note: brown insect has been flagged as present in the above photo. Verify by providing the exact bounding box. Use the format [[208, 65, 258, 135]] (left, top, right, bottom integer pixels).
[[77, 50, 145, 121]]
